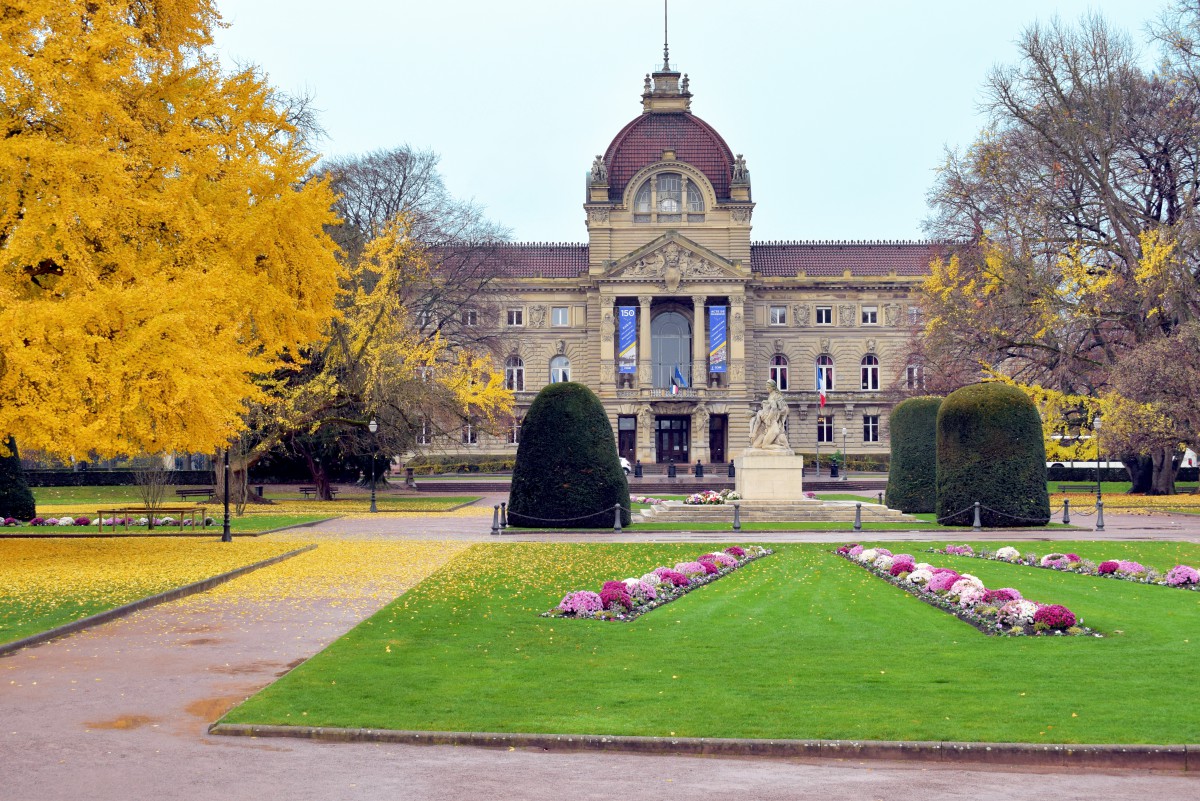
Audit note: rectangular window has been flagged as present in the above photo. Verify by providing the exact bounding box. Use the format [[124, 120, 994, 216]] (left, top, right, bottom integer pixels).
[[507, 417, 522, 445], [551, 306, 569, 327], [416, 418, 431, 446], [863, 415, 880, 442], [506, 308, 524, 327], [816, 306, 832, 325], [908, 305, 922, 326], [417, 309, 433, 328], [462, 420, 477, 445], [861, 305, 878, 325], [461, 309, 477, 326], [906, 364, 924, 390], [769, 305, 787, 326], [817, 416, 833, 443]]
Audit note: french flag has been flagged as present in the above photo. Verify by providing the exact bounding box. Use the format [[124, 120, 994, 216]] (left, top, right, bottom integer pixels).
[[817, 367, 826, 408]]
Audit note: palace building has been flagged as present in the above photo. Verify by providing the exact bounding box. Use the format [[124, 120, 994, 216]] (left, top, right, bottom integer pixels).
[[449, 55, 937, 468]]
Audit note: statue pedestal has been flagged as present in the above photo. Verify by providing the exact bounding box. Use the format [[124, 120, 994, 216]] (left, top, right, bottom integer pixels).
[[734, 452, 804, 501]]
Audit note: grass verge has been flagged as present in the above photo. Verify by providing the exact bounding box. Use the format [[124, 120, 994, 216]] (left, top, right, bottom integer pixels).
[[221, 540, 1200, 744]]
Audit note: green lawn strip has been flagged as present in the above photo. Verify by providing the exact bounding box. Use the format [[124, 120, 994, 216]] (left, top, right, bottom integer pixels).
[[221, 540, 1200, 744], [11, 514, 328, 535]]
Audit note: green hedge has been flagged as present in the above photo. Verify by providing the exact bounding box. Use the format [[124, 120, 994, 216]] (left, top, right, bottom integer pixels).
[[885, 397, 942, 513], [507, 382, 630, 528], [936, 383, 1050, 527], [405, 454, 516, 474]]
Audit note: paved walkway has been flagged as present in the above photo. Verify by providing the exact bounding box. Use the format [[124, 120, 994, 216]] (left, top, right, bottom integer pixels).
[[3, 501, 1199, 800]]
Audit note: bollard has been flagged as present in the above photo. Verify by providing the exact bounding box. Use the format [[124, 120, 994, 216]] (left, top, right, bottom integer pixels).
[[877, 491, 883, 506], [972, 501, 982, 532], [613, 502, 622, 533], [1096, 498, 1105, 531], [634, 460, 643, 479], [732, 502, 741, 531], [853, 502, 862, 532], [405, 466, 415, 488], [491, 505, 500, 536], [728, 461, 735, 478], [694, 460, 704, 478], [1062, 499, 1070, 525], [667, 459, 676, 478], [499, 502, 508, 529]]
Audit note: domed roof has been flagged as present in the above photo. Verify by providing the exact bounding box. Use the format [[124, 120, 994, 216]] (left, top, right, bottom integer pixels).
[[603, 111, 736, 203]]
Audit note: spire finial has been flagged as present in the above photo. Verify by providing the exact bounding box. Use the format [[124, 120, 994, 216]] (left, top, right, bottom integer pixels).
[[662, 0, 670, 71]]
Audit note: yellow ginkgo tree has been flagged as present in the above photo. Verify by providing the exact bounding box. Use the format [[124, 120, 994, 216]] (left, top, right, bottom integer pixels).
[[0, 1, 342, 459]]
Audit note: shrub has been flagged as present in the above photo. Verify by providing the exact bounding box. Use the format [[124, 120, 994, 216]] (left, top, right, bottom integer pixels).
[[507, 382, 630, 528], [1098, 560, 1119, 574], [1165, 565, 1200, 586], [885, 396, 942, 513], [0, 437, 36, 521], [935, 383, 1051, 527], [1032, 604, 1076, 630]]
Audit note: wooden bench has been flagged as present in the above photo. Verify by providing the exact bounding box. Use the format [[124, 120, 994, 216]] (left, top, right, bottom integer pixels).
[[175, 488, 215, 500], [96, 506, 208, 532], [1056, 484, 1100, 494], [299, 486, 340, 500]]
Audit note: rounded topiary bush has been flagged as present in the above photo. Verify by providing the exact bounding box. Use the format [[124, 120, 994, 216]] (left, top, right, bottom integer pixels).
[[507, 382, 630, 528], [885, 396, 942, 513], [0, 437, 36, 521], [935, 382, 1050, 527]]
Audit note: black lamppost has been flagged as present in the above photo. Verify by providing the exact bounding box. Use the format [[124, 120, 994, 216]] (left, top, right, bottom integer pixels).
[[221, 448, 231, 542], [1093, 415, 1103, 501], [368, 418, 379, 513], [841, 426, 848, 482]]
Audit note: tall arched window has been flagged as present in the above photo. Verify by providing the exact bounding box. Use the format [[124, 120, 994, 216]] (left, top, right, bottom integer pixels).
[[505, 356, 524, 391], [860, 354, 879, 390], [632, 172, 705, 224], [816, 354, 835, 391], [769, 354, 789, 390], [550, 355, 571, 383]]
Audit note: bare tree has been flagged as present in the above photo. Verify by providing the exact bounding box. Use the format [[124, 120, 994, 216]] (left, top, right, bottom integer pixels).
[[133, 455, 169, 528]]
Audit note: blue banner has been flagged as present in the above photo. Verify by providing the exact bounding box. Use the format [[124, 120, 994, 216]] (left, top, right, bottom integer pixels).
[[708, 306, 727, 373], [617, 306, 637, 374]]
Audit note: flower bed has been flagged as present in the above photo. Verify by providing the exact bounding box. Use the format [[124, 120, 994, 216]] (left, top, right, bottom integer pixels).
[[545, 545, 772, 621], [631, 496, 665, 506], [683, 489, 742, 505], [932, 544, 1200, 591], [836, 544, 1100, 637], [20, 515, 217, 528]]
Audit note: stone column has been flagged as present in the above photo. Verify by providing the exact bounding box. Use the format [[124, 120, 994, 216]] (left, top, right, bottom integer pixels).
[[638, 295, 653, 390], [691, 295, 707, 389], [599, 294, 616, 392], [729, 293, 746, 392]]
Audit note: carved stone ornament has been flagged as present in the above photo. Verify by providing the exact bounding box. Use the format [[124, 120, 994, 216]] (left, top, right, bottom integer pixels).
[[530, 305, 547, 328], [732, 154, 749, 182], [884, 303, 900, 327], [600, 363, 615, 383], [773, 339, 784, 354], [589, 155, 608, 184], [639, 363, 653, 385], [638, 404, 654, 431], [838, 304, 855, 327], [866, 339, 877, 354], [618, 243, 726, 288], [587, 207, 610, 223], [820, 337, 832, 353], [732, 311, 744, 342], [638, 294, 654, 307], [556, 339, 567, 355], [793, 304, 810, 327], [601, 312, 615, 338], [731, 208, 751, 223], [730, 360, 745, 381]]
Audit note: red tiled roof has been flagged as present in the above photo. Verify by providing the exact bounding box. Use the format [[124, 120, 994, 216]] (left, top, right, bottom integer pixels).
[[750, 241, 942, 277], [604, 113, 735, 203], [478, 243, 589, 278]]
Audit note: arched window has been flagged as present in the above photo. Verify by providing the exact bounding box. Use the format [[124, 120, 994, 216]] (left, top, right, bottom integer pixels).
[[816, 354, 835, 391], [632, 172, 705, 224], [505, 356, 524, 391], [860, 354, 879, 391], [769, 354, 789, 390], [550, 355, 571, 383]]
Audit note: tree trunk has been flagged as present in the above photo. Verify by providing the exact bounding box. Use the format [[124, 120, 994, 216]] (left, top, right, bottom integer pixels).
[[1149, 445, 1178, 496], [210, 448, 272, 508], [1124, 454, 1154, 494], [300, 450, 333, 501]]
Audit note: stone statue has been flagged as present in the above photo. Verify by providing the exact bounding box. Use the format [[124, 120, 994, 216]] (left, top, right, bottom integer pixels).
[[732, 154, 749, 182], [590, 155, 608, 183], [748, 381, 791, 453]]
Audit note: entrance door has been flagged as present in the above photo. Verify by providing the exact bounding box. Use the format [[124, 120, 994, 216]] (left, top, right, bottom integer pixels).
[[617, 415, 637, 463], [709, 414, 727, 463], [655, 416, 690, 463]]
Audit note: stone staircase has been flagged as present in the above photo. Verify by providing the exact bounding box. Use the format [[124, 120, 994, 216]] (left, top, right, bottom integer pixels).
[[637, 499, 914, 524]]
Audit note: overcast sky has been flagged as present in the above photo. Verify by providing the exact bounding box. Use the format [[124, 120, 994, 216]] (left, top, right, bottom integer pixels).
[[213, 1, 1163, 243]]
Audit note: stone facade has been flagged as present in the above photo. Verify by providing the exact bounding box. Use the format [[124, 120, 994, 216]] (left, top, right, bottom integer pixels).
[[438, 62, 936, 467]]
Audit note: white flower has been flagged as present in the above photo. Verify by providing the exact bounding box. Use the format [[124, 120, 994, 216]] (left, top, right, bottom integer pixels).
[[996, 546, 1020, 561], [875, 555, 895, 572], [858, 548, 879, 563], [57, 516, 74, 526], [913, 562, 933, 571], [907, 569, 933, 586]]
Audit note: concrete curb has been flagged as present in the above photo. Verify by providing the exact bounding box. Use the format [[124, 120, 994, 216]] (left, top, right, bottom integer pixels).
[[0, 544, 318, 658], [207, 724, 1195, 770]]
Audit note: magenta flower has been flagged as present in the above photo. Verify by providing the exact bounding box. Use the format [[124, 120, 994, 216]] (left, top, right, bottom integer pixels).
[[1165, 565, 1200, 586], [725, 546, 746, 558], [1098, 560, 1119, 575], [1033, 604, 1076, 630], [600, 587, 633, 611], [983, 588, 1022, 604], [926, 572, 962, 592]]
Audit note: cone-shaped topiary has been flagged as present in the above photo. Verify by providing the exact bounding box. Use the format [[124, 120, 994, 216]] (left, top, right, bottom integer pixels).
[[936, 382, 1050, 527], [0, 437, 36, 520], [885, 396, 942, 513], [508, 382, 630, 528]]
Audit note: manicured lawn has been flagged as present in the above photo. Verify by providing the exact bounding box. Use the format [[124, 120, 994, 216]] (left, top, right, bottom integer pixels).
[[0, 539, 298, 645], [222, 540, 1200, 744]]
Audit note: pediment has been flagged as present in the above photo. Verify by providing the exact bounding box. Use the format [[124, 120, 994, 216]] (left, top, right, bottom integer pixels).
[[603, 234, 747, 290]]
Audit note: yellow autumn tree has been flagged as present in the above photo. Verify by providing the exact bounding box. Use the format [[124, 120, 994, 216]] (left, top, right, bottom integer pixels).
[[0, 1, 342, 458]]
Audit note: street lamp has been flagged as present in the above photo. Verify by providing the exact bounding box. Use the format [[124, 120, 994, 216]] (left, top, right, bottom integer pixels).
[[221, 447, 231, 542], [368, 418, 379, 513], [1093, 415, 1102, 501], [841, 426, 848, 482]]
